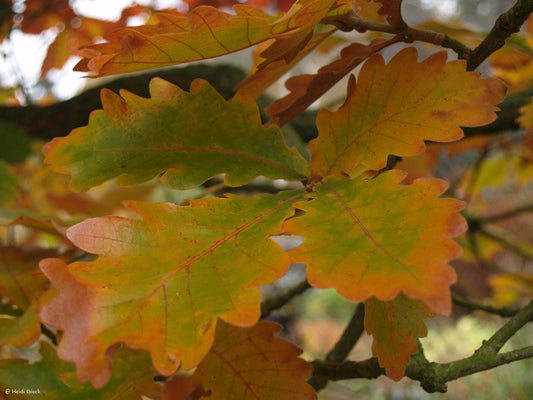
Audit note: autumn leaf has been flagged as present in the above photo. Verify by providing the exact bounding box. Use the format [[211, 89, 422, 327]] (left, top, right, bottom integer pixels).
[[192, 321, 316, 399], [309, 47, 505, 180], [0, 246, 57, 310], [18, 1, 147, 76], [0, 246, 65, 346], [75, 0, 338, 77], [373, 0, 405, 28], [255, 0, 338, 69], [266, 37, 395, 127], [43, 78, 309, 192], [0, 342, 163, 399], [237, 30, 334, 100], [283, 171, 466, 315], [0, 342, 71, 398], [365, 293, 434, 381], [39, 191, 302, 388]]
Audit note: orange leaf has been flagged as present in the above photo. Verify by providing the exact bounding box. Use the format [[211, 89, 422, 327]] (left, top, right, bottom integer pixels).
[[237, 30, 334, 100], [266, 37, 394, 127], [283, 171, 466, 315], [193, 321, 316, 400], [373, 0, 405, 28], [309, 47, 505, 180], [365, 293, 434, 381], [39, 191, 301, 388], [75, 0, 338, 77], [0, 245, 56, 309]]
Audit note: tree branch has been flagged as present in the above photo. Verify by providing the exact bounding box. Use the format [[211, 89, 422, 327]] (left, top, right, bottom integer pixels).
[[260, 279, 311, 318], [309, 303, 366, 390], [452, 293, 522, 318], [312, 301, 533, 393], [466, 0, 533, 70], [0, 64, 245, 140]]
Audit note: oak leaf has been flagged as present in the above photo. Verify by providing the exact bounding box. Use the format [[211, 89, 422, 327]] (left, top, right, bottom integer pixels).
[[43, 78, 308, 192], [266, 37, 394, 127], [0, 246, 64, 346], [0, 342, 163, 399], [39, 192, 302, 387], [309, 47, 505, 180], [0, 342, 71, 398], [75, 0, 338, 77], [236, 30, 334, 100], [192, 321, 316, 399], [283, 170, 466, 315], [365, 293, 434, 381]]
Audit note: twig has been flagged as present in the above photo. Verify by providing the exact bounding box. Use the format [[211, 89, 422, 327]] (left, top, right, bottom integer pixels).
[[477, 225, 533, 260], [452, 293, 521, 318], [311, 300, 533, 393], [309, 303, 366, 390], [467, 0, 533, 70], [480, 203, 533, 223], [311, 357, 384, 381], [480, 299, 533, 353]]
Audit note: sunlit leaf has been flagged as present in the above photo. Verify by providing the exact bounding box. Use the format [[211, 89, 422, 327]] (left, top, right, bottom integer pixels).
[[365, 293, 434, 381], [284, 171, 465, 314], [75, 0, 338, 77], [192, 321, 316, 399], [39, 191, 302, 387], [43, 78, 309, 192], [309, 47, 505, 180]]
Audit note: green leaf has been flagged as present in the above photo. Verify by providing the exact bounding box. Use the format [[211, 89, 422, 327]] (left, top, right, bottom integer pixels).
[[0, 342, 163, 399], [0, 342, 71, 397], [43, 78, 309, 192]]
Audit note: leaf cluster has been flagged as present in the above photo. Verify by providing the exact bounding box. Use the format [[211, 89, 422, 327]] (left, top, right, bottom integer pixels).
[[1, 0, 533, 398]]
